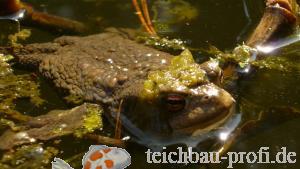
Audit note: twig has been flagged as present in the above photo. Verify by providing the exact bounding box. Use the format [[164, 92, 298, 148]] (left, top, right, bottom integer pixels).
[[141, 0, 157, 35], [114, 99, 123, 139], [132, 0, 153, 34], [86, 134, 125, 147]]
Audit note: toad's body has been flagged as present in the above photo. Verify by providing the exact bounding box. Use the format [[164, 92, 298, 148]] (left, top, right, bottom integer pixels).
[[14, 30, 234, 138]]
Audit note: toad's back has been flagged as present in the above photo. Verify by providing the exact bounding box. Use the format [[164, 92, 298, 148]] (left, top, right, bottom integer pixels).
[[15, 30, 173, 104]]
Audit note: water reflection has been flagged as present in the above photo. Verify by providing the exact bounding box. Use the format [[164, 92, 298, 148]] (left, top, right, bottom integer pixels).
[[115, 105, 241, 153], [0, 9, 26, 21], [257, 32, 300, 54]]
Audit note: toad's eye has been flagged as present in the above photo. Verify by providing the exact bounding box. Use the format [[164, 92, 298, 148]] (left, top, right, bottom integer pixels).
[[165, 94, 186, 112]]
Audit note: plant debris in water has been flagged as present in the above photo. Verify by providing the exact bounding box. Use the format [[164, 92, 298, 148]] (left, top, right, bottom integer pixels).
[[137, 35, 186, 52], [207, 44, 300, 72], [8, 29, 31, 47], [0, 144, 58, 169], [0, 53, 44, 122], [74, 104, 103, 138], [251, 56, 300, 72], [0, 103, 103, 150]]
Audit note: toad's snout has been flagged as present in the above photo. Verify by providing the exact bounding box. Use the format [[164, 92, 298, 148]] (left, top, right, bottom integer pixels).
[[168, 84, 235, 134]]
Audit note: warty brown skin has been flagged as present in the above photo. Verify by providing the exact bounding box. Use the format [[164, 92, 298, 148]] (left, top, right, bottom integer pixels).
[[14, 31, 173, 104], [13, 30, 234, 136]]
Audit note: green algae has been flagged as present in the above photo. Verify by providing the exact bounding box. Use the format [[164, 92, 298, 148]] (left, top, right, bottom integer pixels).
[[74, 104, 103, 138], [34, 103, 103, 139], [142, 49, 208, 100], [252, 56, 300, 72], [8, 29, 31, 47], [0, 53, 44, 121], [0, 104, 104, 150], [0, 144, 58, 169], [207, 44, 254, 68], [137, 35, 186, 52], [207, 44, 300, 72]]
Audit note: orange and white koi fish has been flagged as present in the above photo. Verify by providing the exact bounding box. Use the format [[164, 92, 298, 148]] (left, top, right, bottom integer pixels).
[[52, 145, 131, 169]]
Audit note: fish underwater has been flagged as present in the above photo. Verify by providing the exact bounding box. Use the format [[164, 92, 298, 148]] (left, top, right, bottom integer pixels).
[[52, 145, 131, 169]]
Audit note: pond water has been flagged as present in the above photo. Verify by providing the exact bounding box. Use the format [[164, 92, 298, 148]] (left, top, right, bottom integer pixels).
[[1, 0, 300, 169]]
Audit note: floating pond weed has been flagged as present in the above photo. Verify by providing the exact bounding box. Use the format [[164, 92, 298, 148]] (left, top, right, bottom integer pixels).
[[142, 49, 208, 100], [0, 53, 44, 121], [207, 44, 300, 72], [74, 104, 103, 138]]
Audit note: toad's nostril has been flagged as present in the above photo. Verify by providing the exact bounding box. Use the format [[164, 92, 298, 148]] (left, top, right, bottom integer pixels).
[[202, 95, 210, 102]]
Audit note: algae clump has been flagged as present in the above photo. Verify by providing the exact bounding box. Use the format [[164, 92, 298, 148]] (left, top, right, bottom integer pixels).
[[74, 104, 103, 138], [207, 44, 300, 72], [208, 44, 255, 68], [142, 49, 208, 100], [137, 35, 186, 52], [0, 53, 44, 121], [8, 29, 31, 47]]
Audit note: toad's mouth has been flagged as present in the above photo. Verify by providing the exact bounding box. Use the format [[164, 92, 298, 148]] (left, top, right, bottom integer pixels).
[[267, 0, 296, 23], [168, 105, 235, 136]]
